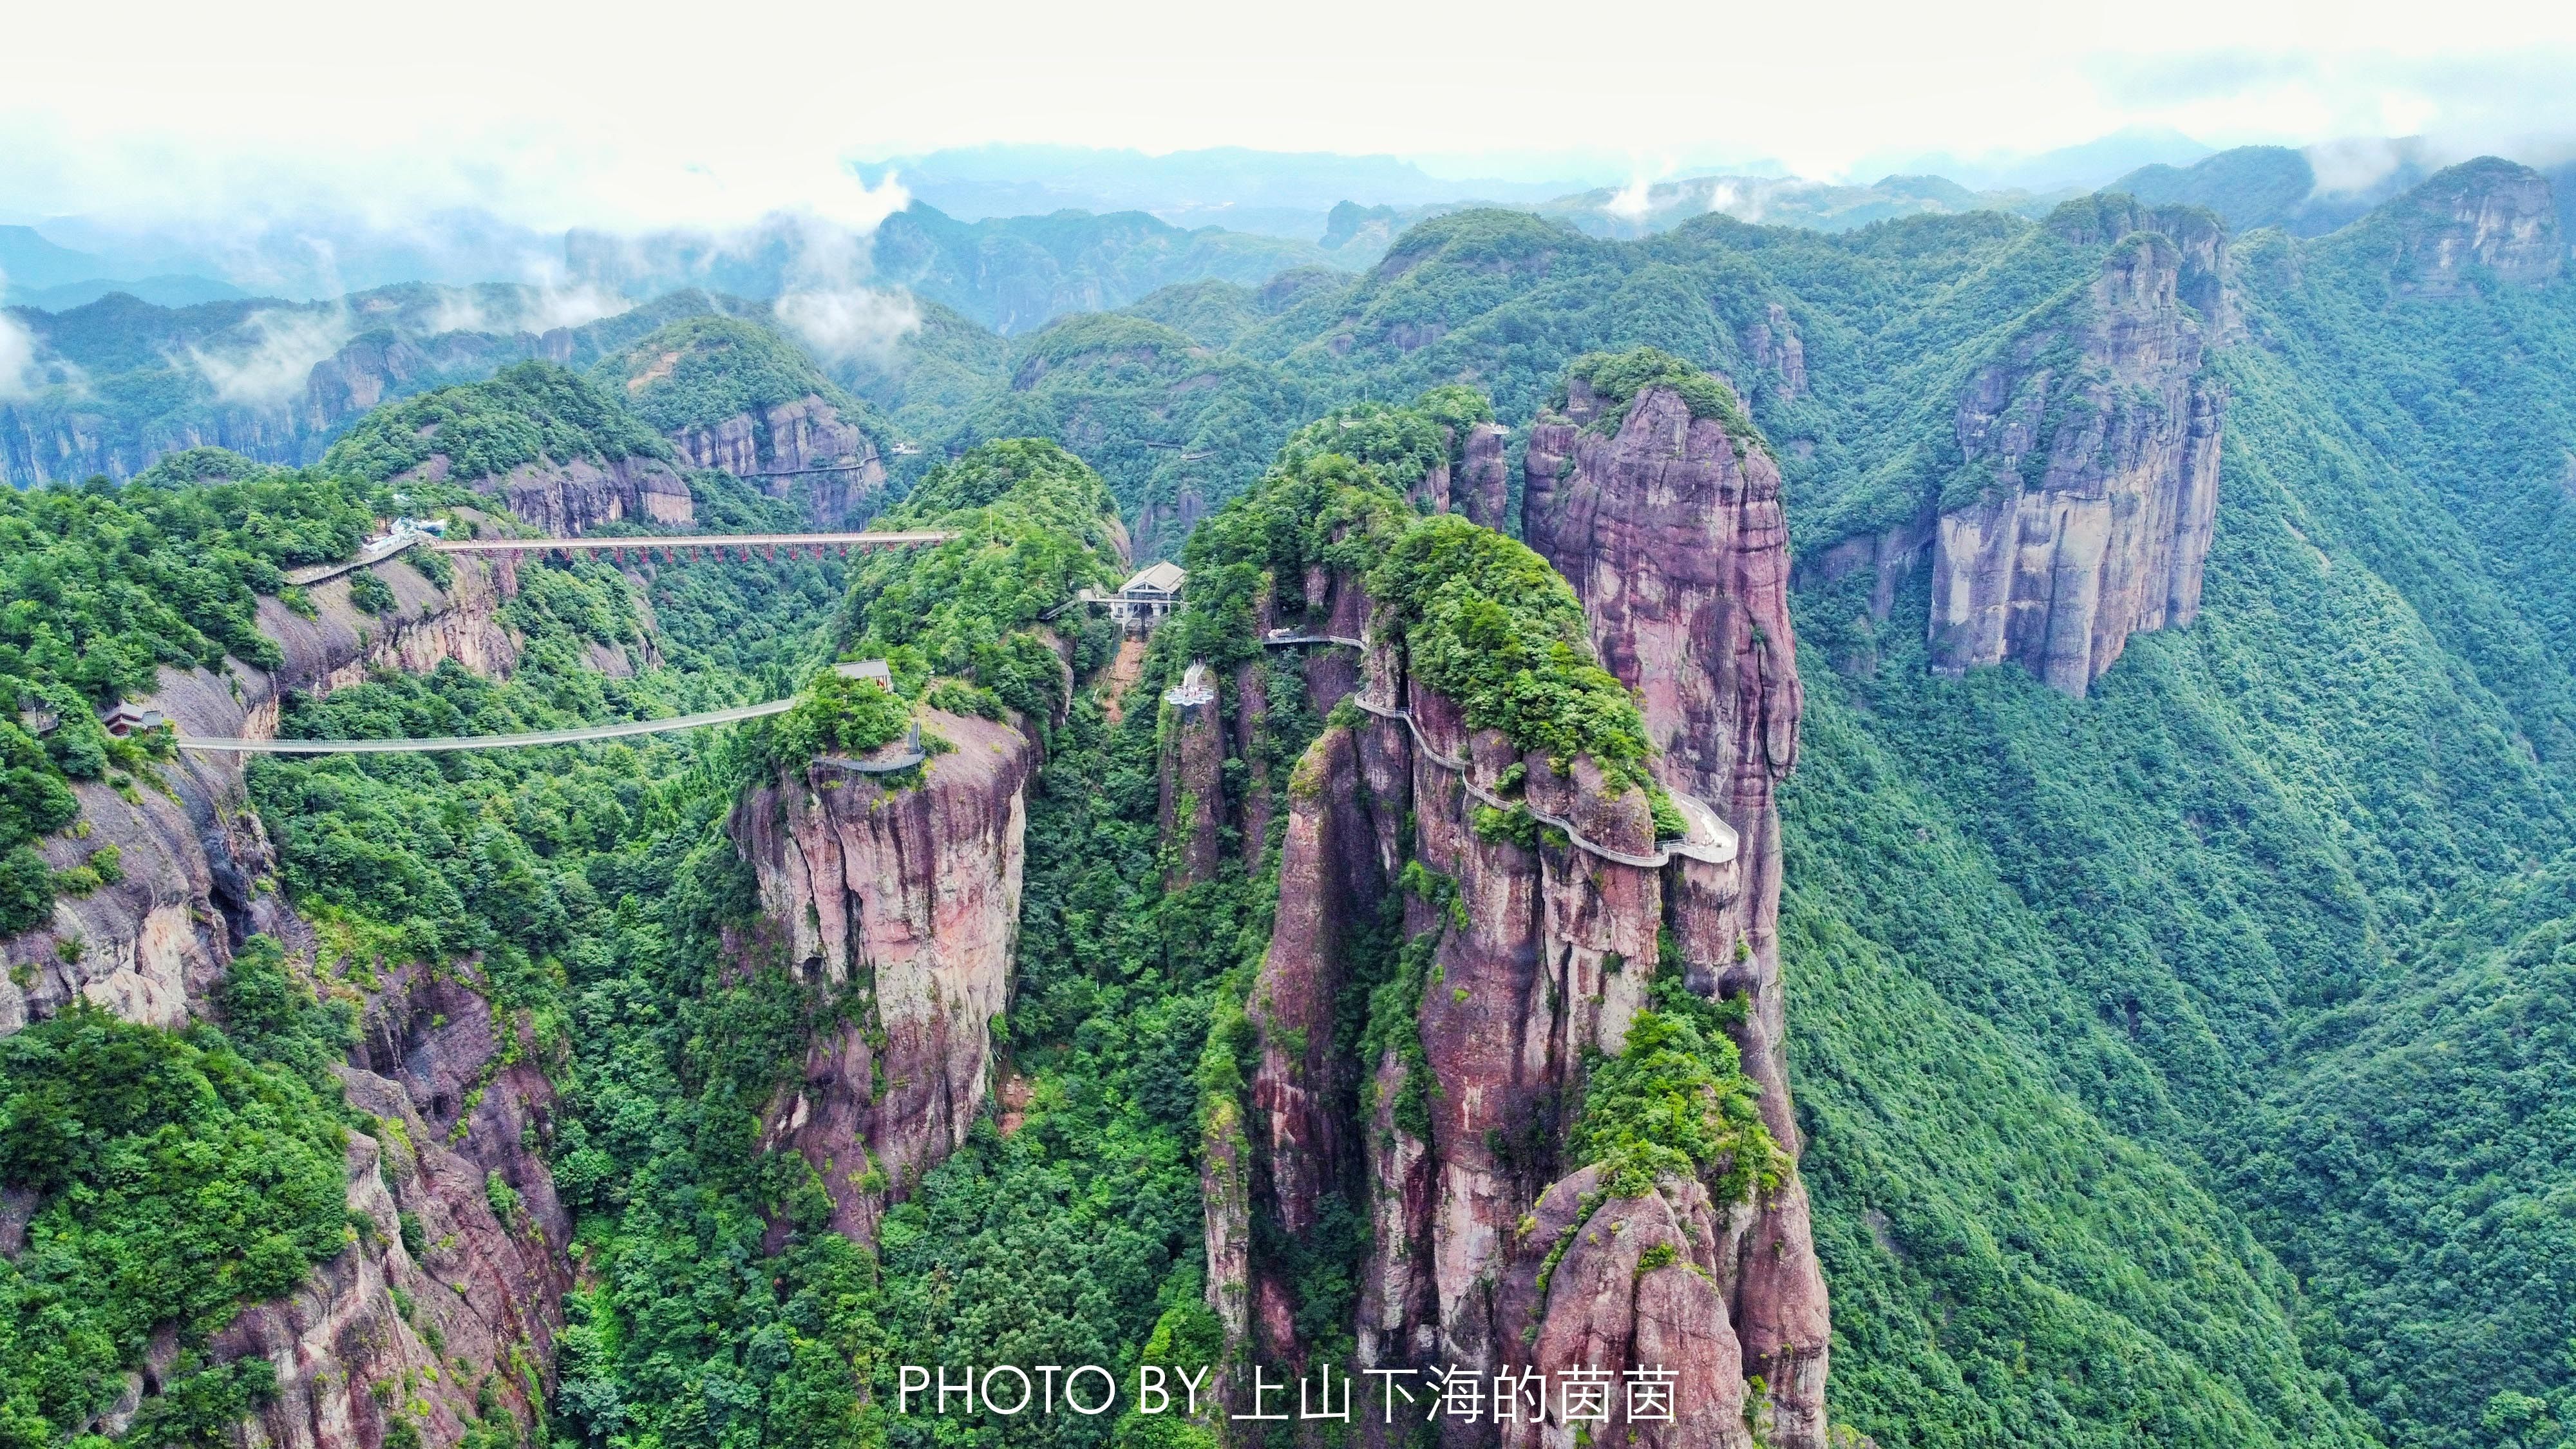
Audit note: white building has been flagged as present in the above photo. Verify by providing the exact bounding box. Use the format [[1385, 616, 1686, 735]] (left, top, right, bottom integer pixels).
[[1108, 562, 1186, 632]]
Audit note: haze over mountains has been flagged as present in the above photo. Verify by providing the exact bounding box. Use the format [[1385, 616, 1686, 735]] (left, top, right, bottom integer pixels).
[[14, 129, 2571, 317]]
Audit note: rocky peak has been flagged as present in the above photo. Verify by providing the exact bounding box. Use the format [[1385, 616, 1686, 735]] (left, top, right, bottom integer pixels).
[[1454, 421, 1510, 531], [2050, 193, 2231, 330], [1521, 369, 1830, 1444], [2369, 157, 2564, 294], [1741, 303, 1808, 401], [730, 710, 1035, 1244], [1926, 217, 2226, 694]]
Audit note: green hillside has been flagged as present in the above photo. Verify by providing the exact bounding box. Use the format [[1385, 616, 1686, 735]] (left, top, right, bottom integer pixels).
[[6, 152, 2575, 1449], [321, 361, 672, 484], [593, 314, 881, 439]]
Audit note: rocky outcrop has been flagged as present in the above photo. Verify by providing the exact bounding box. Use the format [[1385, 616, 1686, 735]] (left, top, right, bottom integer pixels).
[[1160, 663, 1227, 886], [1924, 226, 2225, 694], [1455, 422, 1510, 531], [730, 710, 1034, 1242], [1793, 204, 2231, 696], [0, 545, 571, 1449], [668, 395, 888, 528], [1200, 492, 1813, 1441], [0, 553, 520, 1029], [2360, 157, 2564, 295], [1495, 1164, 1755, 1449], [1236, 665, 1692, 1390], [1523, 377, 1830, 1445], [393, 453, 692, 538], [218, 975, 574, 1449], [1741, 303, 1807, 401]]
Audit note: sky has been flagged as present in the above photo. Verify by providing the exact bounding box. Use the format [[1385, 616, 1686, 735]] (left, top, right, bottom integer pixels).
[[5, 0, 2573, 234]]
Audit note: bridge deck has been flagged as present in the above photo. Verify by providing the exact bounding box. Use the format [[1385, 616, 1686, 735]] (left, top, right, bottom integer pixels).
[[178, 698, 795, 753], [431, 531, 951, 554]]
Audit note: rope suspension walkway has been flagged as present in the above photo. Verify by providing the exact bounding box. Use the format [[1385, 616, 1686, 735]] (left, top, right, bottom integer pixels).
[[178, 698, 797, 753], [284, 530, 951, 585]]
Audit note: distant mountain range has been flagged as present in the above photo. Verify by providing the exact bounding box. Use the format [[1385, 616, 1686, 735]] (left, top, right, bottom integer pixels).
[[15, 135, 2570, 322]]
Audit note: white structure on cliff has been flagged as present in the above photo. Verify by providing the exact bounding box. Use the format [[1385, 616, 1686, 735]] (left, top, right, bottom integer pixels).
[[1108, 562, 1186, 633]]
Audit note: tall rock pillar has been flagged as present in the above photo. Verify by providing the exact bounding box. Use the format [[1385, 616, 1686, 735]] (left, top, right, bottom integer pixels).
[[1525, 374, 1832, 1447]]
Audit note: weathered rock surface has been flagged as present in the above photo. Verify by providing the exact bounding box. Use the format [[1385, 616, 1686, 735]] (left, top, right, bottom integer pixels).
[[2360, 156, 2565, 295], [220, 973, 575, 1449], [1455, 421, 1511, 531], [1223, 560, 1723, 1418], [0, 547, 571, 1449], [1924, 224, 2225, 694], [394, 451, 692, 537], [1160, 667, 1227, 887], [494, 456, 694, 536], [730, 710, 1034, 1242], [1495, 1164, 1756, 1449], [668, 394, 888, 528], [1741, 302, 1808, 401], [1, 553, 521, 1030], [1523, 377, 1830, 1445]]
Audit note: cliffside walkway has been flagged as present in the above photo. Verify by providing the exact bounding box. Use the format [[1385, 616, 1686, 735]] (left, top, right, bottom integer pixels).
[[178, 698, 798, 753], [1262, 630, 1738, 867]]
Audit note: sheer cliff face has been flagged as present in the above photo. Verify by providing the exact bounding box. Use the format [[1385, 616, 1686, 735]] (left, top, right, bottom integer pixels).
[[0, 554, 574, 1449], [218, 974, 577, 1449], [2367, 157, 2565, 295], [1925, 226, 2226, 695], [1212, 467, 1826, 1442], [730, 711, 1034, 1242], [1240, 661, 1678, 1366], [1521, 381, 1830, 1446], [395, 451, 693, 537], [1454, 422, 1511, 532], [667, 396, 889, 528], [1, 553, 520, 1030]]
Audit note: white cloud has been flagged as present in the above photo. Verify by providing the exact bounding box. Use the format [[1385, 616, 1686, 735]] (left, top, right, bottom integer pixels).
[[0, 1, 2568, 245], [184, 307, 354, 406], [526, 282, 623, 332], [1606, 175, 1656, 223], [0, 272, 42, 401], [775, 286, 922, 364]]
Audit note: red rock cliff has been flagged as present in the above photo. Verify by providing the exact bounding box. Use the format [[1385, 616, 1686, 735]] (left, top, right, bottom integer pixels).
[[1522, 377, 1831, 1448], [0, 548, 578, 1449], [1212, 491, 1804, 1443], [729, 710, 1034, 1242], [667, 394, 889, 529]]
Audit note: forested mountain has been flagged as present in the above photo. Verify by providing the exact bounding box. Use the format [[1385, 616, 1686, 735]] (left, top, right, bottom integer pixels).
[[5, 155, 2576, 1449]]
